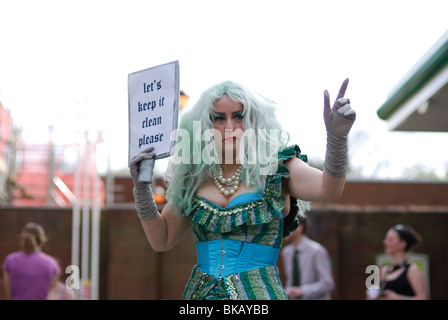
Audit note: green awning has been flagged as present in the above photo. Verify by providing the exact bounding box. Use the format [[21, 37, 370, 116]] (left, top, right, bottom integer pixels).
[[377, 31, 448, 132]]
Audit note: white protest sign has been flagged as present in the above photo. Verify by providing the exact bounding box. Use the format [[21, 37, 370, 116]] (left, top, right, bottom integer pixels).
[[128, 61, 179, 166]]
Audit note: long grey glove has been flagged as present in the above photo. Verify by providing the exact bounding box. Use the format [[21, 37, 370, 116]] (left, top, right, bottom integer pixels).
[[323, 78, 356, 178], [129, 147, 158, 221]]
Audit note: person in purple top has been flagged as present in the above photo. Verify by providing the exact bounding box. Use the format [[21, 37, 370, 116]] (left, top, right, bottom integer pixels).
[[2, 222, 60, 300]]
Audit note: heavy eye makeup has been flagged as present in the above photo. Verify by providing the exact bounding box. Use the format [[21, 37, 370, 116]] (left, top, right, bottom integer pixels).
[[212, 110, 244, 122], [233, 110, 244, 120]]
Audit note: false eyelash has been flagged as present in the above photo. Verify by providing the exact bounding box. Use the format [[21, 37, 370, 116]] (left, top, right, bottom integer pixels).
[[213, 115, 225, 121], [233, 111, 244, 119]]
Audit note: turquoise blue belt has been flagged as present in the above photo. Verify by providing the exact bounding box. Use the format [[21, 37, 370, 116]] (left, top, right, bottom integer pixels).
[[196, 239, 280, 279]]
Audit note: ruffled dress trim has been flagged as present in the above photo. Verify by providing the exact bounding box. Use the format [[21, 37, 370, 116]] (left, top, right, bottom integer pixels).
[[182, 145, 308, 236]]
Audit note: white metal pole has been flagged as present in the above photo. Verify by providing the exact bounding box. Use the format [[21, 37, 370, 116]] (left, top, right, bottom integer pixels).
[[81, 133, 91, 298], [71, 140, 82, 300], [90, 137, 100, 300]]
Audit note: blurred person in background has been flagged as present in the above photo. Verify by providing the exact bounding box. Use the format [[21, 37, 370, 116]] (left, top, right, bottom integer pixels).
[[281, 198, 334, 300], [2, 222, 60, 300], [377, 224, 427, 300]]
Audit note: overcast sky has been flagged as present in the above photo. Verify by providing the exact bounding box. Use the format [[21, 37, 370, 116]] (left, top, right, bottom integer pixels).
[[1, 0, 447, 178]]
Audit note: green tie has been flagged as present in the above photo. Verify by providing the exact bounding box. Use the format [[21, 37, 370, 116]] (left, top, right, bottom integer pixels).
[[292, 249, 300, 286]]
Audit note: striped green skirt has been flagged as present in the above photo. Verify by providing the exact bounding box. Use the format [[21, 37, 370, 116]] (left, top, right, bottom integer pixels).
[[182, 265, 288, 300]]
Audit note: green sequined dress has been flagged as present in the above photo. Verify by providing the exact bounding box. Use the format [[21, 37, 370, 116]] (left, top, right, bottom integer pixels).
[[181, 145, 307, 300]]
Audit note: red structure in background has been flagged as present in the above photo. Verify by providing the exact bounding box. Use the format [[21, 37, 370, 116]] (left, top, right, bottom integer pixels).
[[1, 99, 106, 207], [11, 137, 105, 207]]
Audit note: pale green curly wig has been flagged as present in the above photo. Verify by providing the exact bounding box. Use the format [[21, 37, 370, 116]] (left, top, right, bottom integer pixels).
[[165, 80, 291, 213]]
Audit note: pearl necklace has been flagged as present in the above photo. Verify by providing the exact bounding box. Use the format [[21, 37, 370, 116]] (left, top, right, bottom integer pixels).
[[213, 165, 242, 197]]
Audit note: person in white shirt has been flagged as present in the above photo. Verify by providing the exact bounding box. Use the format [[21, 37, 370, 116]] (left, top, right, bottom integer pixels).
[[281, 200, 335, 300]]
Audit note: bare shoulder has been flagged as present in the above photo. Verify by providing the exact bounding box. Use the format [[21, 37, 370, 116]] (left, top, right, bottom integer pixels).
[[283, 156, 312, 178], [284, 156, 308, 168], [408, 262, 423, 275]]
